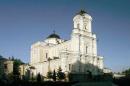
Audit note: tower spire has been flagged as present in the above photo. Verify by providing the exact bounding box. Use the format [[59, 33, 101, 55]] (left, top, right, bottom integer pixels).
[[53, 30, 55, 34]]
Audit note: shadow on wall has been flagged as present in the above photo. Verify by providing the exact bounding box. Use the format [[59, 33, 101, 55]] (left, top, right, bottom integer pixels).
[[69, 60, 103, 74], [19, 60, 112, 82], [68, 60, 112, 82]]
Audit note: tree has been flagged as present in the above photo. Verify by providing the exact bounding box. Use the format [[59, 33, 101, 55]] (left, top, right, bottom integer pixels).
[[8, 73, 14, 81], [57, 67, 65, 81], [87, 70, 92, 79], [12, 58, 24, 80], [13, 58, 24, 74], [47, 70, 53, 79], [37, 73, 42, 82], [122, 68, 130, 76], [52, 70, 56, 81]]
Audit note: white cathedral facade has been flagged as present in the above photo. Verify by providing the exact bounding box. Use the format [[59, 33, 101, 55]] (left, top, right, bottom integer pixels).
[[30, 10, 104, 77]]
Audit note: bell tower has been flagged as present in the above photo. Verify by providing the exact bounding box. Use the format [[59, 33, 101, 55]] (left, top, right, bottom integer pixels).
[[71, 10, 97, 58], [72, 10, 92, 36], [70, 10, 100, 73]]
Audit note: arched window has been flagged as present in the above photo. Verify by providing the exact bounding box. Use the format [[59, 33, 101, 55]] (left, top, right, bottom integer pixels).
[[46, 53, 48, 58], [85, 25, 87, 30], [77, 23, 80, 28], [86, 46, 88, 54], [69, 64, 71, 71]]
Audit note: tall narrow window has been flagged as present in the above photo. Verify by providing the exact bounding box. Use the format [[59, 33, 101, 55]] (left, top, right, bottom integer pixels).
[[4, 64, 7, 69], [84, 25, 87, 30], [77, 23, 80, 29], [69, 64, 71, 71], [46, 53, 48, 58], [86, 46, 88, 54]]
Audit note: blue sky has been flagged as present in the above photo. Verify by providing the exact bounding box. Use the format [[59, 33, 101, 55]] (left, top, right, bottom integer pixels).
[[0, 0, 130, 72]]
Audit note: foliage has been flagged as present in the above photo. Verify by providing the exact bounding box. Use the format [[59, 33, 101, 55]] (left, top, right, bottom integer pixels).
[[1, 73, 8, 81], [12, 57, 24, 75], [122, 68, 130, 76], [10, 56, 24, 80], [8, 73, 14, 80], [87, 70, 92, 79], [57, 67, 65, 80], [47, 67, 66, 81], [113, 76, 130, 86], [37, 73, 42, 82], [0, 81, 74, 86], [47, 71, 53, 79], [52, 70, 56, 81]]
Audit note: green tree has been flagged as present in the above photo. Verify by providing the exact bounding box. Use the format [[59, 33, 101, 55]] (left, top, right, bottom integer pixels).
[[37, 73, 42, 82], [0, 55, 4, 76], [13, 59, 23, 75], [52, 70, 56, 81], [122, 68, 130, 76], [12, 57, 24, 80], [8, 72, 14, 80], [47, 70, 53, 79], [57, 67, 65, 80]]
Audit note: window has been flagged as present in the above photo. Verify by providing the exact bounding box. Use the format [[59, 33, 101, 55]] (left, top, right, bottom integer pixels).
[[77, 23, 80, 28], [86, 46, 88, 54], [69, 64, 71, 71], [46, 53, 48, 58], [85, 25, 87, 30], [4, 64, 7, 69], [54, 57, 59, 59]]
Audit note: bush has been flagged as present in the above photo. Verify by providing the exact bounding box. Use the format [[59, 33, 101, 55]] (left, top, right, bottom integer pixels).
[[57, 67, 65, 80], [52, 70, 56, 81], [37, 73, 42, 82], [47, 71, 53, 79]]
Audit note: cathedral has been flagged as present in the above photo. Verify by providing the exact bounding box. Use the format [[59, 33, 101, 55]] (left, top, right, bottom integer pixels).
[[30, 10, 104, 77]]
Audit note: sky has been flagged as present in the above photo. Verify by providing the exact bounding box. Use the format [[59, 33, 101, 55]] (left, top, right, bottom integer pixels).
[[0, 0, 130, 72]]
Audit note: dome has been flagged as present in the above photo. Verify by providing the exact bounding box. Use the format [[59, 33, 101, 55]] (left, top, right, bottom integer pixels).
[[47, 33, 60, 39]]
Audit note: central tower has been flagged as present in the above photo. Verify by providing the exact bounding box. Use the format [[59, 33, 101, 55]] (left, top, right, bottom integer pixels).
[[73, 10, 92, 34], [71, 10, 102, 73]]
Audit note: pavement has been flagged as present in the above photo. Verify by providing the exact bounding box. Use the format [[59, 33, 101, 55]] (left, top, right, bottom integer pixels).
[[72, 82, 118, 86]]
